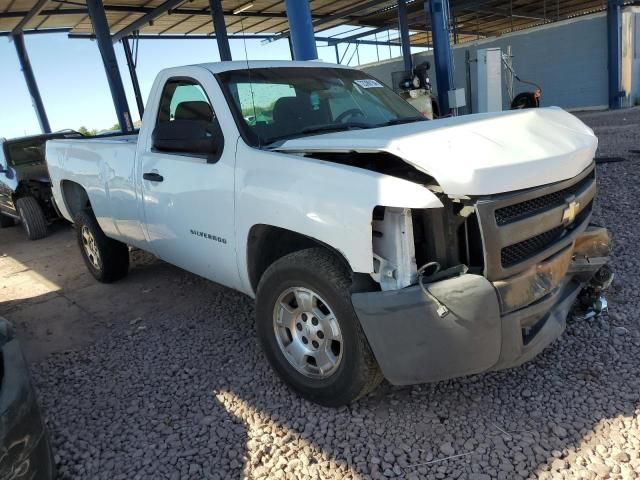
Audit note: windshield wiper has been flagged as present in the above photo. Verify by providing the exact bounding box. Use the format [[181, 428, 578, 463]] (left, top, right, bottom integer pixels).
[[382, 117, 428, 126], [300, 122, 372, 135]]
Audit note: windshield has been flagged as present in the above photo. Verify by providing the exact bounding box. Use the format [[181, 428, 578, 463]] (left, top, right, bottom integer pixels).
[[217, 67, 425, 146]]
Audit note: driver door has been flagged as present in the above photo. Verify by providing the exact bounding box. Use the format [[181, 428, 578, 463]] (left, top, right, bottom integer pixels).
[[138, 72, 240, 290]]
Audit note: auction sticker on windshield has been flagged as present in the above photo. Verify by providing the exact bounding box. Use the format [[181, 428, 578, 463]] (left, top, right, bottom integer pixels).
[[354, 79, 384, 88]]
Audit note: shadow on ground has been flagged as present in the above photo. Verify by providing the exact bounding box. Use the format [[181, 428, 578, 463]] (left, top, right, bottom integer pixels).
[[0, 221, 221, 363]]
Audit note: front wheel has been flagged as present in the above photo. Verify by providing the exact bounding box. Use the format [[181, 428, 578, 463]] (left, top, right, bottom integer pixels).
[[256, 248, 382, 406], [74, 210, 129, 283]]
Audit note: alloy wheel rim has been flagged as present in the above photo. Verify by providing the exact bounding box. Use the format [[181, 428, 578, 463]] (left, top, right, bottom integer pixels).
[[81, 226, 101, 270], [273, 287, 343, 379]]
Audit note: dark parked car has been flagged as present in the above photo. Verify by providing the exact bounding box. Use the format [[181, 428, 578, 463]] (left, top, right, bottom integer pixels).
[[0, 316, 54, 479], [0, 131, 82, 240]]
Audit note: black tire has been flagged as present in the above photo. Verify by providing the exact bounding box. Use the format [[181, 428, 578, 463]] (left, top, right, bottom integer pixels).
[[16, 196, 47, 240], [256, 248, 382, 406], [0, 213, 15, 228], [74, 209, 129, 283]]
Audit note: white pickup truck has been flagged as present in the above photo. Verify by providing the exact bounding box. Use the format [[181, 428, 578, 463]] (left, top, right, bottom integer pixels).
[[46, 61, 611, 406]]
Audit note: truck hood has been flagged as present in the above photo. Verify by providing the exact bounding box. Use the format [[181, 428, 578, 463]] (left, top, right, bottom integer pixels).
[[274, 107, 597, 196]]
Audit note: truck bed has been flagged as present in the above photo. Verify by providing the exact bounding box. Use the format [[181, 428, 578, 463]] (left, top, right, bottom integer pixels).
[[46, 134, 141, 243]]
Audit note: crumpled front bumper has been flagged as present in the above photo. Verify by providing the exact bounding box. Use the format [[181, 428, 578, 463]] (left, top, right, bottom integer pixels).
[[351, 225, 611, 385]]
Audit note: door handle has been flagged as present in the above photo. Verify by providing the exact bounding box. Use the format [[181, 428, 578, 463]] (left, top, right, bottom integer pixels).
[[143, 172, 164, 182]]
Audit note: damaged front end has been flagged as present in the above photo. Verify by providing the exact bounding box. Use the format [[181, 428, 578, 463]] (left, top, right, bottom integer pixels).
[[354, 162, 612, 385]]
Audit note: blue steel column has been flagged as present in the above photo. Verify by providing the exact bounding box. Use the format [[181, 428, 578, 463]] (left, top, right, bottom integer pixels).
[[209, 0, 232, 61], [607, 0, 623, 109], [13, 33, 51, 133], [86, 0, 133, 132], [398, 0, 412, 72], [284, 0, 318, 60], [426, 0, 454, 114]]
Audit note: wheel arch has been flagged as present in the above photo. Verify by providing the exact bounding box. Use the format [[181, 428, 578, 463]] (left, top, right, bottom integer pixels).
[[246, 224, 356, 295], [59, 180, 91, 219]]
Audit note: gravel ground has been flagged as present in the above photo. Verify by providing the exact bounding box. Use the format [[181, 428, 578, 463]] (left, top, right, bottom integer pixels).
[[32, 107, 640, 479]]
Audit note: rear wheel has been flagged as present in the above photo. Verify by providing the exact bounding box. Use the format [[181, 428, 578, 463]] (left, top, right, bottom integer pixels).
[[16, 197, 47, 240], [256, 248, 382, 406], [74, 210, 129, 283]]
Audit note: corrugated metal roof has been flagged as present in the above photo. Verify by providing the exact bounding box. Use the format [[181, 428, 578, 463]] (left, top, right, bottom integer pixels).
[[0, 0, 627, 43]]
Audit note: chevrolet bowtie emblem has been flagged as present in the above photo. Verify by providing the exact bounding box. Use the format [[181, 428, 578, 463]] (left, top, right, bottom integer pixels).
[[562, 200, 580, 225]]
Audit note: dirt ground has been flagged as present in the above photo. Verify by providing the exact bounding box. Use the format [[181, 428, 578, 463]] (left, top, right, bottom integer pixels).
[[0, 221, 221, 363]]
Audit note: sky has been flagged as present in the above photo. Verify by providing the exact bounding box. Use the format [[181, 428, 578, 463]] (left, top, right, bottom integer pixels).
[[0, 28, 414, 138]]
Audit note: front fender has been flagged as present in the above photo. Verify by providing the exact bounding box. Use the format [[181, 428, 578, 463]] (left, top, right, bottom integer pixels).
[[234, 144, 442, 295]]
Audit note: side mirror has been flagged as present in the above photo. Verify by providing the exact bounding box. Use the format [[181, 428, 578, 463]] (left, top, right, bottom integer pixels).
[[152, 120, 222, 162]]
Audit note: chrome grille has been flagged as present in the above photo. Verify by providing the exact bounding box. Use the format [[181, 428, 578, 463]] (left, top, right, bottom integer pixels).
[[475, 164, 596, 280], [495, 170, 595, 226], [501, 226, 565, 268], [500, 201, 593, 268]]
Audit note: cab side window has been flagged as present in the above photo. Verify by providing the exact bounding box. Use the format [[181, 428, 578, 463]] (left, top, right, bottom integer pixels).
[[153, 78, 223, 161], [157, 79, 215, 125]]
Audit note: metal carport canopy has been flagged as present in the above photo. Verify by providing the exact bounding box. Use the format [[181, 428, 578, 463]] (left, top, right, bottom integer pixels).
[[2, 0, 635, 134], [0, 0, 628, 44]]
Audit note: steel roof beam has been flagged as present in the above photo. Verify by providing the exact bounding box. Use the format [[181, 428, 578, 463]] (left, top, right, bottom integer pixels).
[[122, 37, 144, 118], [64, 32, 424, 47], [0, 27, 71, 36], [325, 26, 389, 45], [10, 0, 49, 36], [68, 32, 277, 40], [272, 0, 387, 42], [365, 0, 542, 30], [13, 32, 51, 133], [0, 9, 84, 18], [111, 0, 189, 43], [103, 5, 281, 17], [86, 0, 134, 132], [313, 0, 391, 28], [0, 6, 359, 20], [457, 7, 545, 20], [209, 0, 231, 60], [352, 38, 428, 47]]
